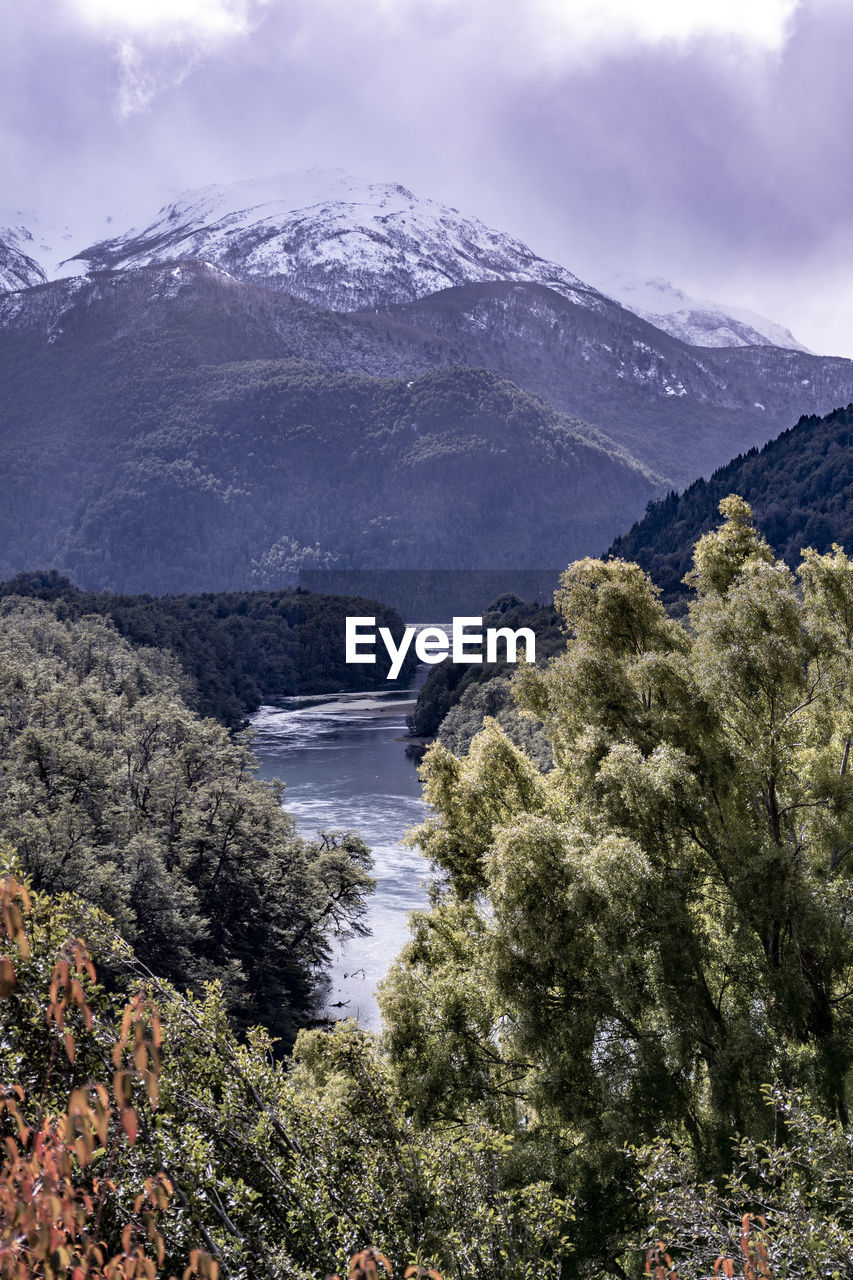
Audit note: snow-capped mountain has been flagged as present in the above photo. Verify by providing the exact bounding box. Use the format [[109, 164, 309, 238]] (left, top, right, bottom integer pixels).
[[0, 168, 851, 595], [64, 169, 608, 313], [3, 170, 812, 359], [0, 224, 47, 291], [602, 273, 809, 352], [0, 202, 150, 286]]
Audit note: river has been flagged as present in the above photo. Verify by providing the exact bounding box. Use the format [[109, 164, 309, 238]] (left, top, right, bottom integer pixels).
[[250, 681, 430, 1030]]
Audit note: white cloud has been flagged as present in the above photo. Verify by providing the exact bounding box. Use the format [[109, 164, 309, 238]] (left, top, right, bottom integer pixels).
[[64, 0, 270, 43], [113, 39, 198, 117], [61, 0, 804, 120], [533, 0, 802, 54], [63, 0, 272, 116], [377, 0, 802, 65]]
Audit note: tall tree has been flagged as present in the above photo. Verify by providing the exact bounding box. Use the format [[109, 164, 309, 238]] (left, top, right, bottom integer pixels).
[[380, 496, 853, 1272]]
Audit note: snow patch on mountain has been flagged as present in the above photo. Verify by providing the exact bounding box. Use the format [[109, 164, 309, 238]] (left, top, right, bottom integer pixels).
[[0, 221, 48, 291], [602, 273, 810, 352], [2, 173, 813, 367], [65, 168, 608, 313], [0, 203, 150, 287]]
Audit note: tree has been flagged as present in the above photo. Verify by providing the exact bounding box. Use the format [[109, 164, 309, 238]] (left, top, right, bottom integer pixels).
[[0, 869, 573, 1280], [0, 598, 374, 1046], [637, 1088, 853, 1280], [379, 497, 853, 1273]]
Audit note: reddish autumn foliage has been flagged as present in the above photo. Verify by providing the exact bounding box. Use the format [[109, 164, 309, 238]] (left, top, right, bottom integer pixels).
[[0, 875, 216, 1280], [645, 1214, 775, 1280], [326, 1247, 443, 1280]]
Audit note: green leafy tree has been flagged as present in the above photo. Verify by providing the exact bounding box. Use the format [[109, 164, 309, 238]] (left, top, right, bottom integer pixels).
[[0, 872, 573, 1280], [638, 1088, 853, 1279], [380, 497, 853, 1273], [0, 598, 374, 1046]]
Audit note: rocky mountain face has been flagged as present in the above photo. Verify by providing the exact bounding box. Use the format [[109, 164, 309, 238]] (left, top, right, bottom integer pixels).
[[0, 168, 850, 592], [0, 225, 46, 291]]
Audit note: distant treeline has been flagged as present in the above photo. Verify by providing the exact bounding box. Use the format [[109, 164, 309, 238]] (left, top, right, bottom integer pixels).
[[0, 570, 417, 727]]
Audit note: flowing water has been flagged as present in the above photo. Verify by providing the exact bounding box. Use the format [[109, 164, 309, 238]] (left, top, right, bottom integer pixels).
[[250, 680, 431, 1030]]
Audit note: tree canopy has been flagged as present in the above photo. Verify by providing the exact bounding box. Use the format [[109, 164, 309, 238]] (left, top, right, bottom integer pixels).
[[0, 876, 574, 1280], [380, 496, 853, 1273], [608, 402, 853, 604], [0, 571, 418, 728], [0, 597, 374, 1046]]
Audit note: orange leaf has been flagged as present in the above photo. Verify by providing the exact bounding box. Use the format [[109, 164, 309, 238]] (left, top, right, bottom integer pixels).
[[0, 956, 16, 998], [121, 1107, 139, 1145]]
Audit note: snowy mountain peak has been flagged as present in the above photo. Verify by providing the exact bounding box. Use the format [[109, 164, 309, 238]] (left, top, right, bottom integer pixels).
[[149, 168, 421, 227], [602, 272, 809, 353], [64, 168, 603, 313], [0, 172, 812, 360]]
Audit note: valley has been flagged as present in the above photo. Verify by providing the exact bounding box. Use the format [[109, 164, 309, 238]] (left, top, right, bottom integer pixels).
[[5, 166, 853, 1279]]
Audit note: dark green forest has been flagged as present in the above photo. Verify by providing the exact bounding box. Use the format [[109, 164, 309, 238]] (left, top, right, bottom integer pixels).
[[413, 403, 853, 758], [609, 401, 853, 602], [407, 594, 564, 767], [0, 282, 654, 592], [0, 598, 377, 1046], [0, 571, 417, 726], [7, 503, 853, 1277]]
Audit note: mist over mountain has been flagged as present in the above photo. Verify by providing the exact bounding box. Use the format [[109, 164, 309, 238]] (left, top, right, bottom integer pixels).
[[601, 273, 809, 352], [0, 169, 852, 591]]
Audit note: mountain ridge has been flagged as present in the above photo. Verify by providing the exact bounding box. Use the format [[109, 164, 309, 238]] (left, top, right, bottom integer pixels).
[[0, 171, 851, 594], [0, 271, 656, 593], [1, 169, 812, 358], [602, 272, 809, 352]]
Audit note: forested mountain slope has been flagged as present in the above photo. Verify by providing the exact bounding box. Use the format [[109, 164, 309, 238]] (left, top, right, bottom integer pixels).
[[374, 281, 853, 483], [0, 598, 374, 1046], [0, 269, 653, 593], [3, 174, 853, 588], [608, 402, 853, 600], [0, 571, 417, 726]]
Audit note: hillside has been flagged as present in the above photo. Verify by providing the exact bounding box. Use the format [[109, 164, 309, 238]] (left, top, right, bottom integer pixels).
[[0, 571, 417, 726], [3, 172, 853, 483], [0, 269, 653, 593], [373, 281, 853, 484], [608, 402, 853, 600]]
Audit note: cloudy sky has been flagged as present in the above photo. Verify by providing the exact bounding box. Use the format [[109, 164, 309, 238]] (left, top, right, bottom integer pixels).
[[4, 0, 853, 354]]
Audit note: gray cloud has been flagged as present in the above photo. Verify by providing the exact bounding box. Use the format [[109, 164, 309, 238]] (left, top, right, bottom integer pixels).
[[2, 1, 853, 353]]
